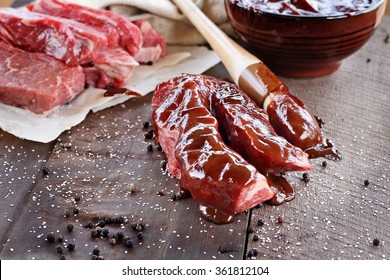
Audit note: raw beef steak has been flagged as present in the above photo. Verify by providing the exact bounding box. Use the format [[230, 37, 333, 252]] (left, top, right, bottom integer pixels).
[[28, 0, 142, 56], [0, 8, 107, 65], [0, 41, 85, 115]]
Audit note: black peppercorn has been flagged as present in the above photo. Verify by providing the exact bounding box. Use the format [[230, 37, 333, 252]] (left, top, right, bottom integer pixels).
[[156, 144, 163, 151], [96, 220, 106, 228], [373, 238, 380, 246], [247, 226, 254, 234], [47, 233, 56, 243], [74, 195, 81, 202], [85, 221, 94, 229], [101, 228, 109, 237], [104, 217, 112, 225], [115, 232, 124, 240], [257, 219, 265, 226], [252, 248, 258, 257], [42, 166, 50, 176], [247, 250, 254, 258], [143, 121, 150, 129], [124, 238, 133, 248], [92, 248, 100, 256], [57, 235, 64, 243], [322, 161, 327, 167], [115, 216, 125, 224], [302, 173, 310, 183], [56, 246, 63, 254], [73, 207, 80, 215], [364, 180, 370, 186], [147, 144, 154, 152], [144, 129, 154, 140], [137, 232, 144, 240], [67, 243, 75, 251], [253, 235, 259, 242], [67, 224, 74, 232]]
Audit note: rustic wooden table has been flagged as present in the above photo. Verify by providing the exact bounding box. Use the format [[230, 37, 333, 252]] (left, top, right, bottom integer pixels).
[[1, 1, 389, 260]]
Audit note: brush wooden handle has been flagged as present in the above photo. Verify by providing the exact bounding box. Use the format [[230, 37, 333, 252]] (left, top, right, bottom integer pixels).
[[172, 0, 282, 104]]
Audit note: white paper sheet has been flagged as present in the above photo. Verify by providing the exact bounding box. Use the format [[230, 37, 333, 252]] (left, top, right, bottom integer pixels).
[[0, 46, 220, 143]]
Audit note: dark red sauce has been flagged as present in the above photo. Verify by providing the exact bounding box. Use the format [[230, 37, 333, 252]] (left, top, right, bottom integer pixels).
[[232, 0, 380, 16], [266, 174, 295, 206], [103, 87, 141, 97], [199, 205, 235, 224], [305, 138, 342, 161], [265, 89, 323, 151]]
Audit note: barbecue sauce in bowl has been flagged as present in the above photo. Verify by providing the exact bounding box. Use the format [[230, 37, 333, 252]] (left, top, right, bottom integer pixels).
[[234, 0, 382, 17], [226, 0, 386, 77]]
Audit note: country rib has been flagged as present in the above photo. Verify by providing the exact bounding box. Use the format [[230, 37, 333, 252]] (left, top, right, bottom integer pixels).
[[28, 0, 142, 56], [133, 20, 168, 64], [152, 74, 275, 218], [83, 48, 139, 89], [0, 7, 107, 66]]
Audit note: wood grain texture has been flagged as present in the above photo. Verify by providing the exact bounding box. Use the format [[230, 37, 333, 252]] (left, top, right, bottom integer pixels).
[[0, 93, 250, 260], [247, 18, 390, 260], [0, 133, 55, 252]]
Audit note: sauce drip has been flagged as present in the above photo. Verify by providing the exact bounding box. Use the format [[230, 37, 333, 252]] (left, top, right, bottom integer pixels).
[[305, 138, 342, 161], [266, 175, 295, 206], [199, 205, 235, 224], [103, 87, 141, 97]]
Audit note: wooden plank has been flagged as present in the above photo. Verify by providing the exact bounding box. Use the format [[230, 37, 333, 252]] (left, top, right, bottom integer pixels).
[[0, 132, 54, 252], [0, 87, 250, 260], [246, 18, 390, 260]]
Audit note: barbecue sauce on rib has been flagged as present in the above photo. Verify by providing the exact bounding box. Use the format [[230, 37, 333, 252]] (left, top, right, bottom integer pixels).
[[305, 138, 342, 160], [103, 87, 141, 97], [264, 89, 323, 151], [240, 62, 340, 161], [153, 74, 341, 224]]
